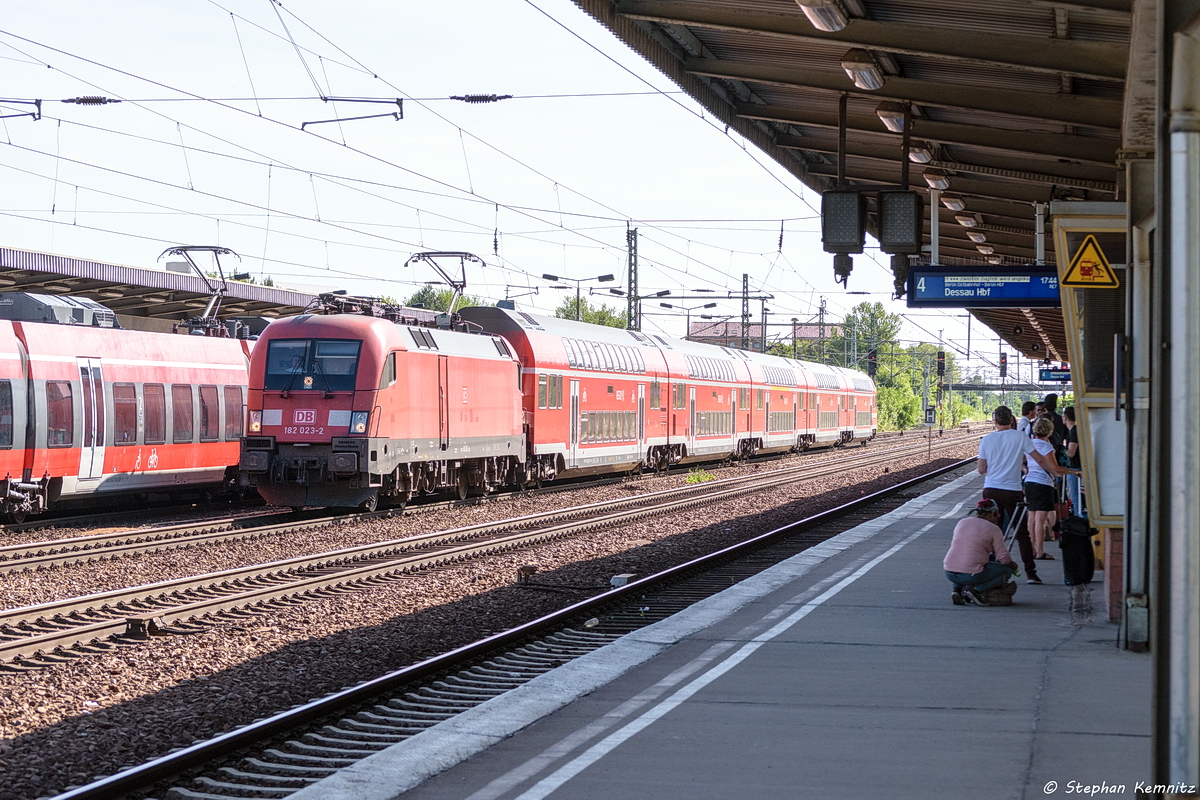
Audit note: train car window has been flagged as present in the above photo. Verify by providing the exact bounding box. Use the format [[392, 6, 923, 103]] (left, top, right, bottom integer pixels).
[[113, 383, 137, 445], [46, 381, 73, 447], [756, 389, 763, 410], [379, 353, 396, 389], [0, 380, 11, 448], [650, 379, 660, 410], [144, 384, 166, 444], [551, 376, 562, 409], [537, 375, 548, 409], [172, 384, 194, 443], [224, 386, 244, 440], [199, 385, 219, 442]]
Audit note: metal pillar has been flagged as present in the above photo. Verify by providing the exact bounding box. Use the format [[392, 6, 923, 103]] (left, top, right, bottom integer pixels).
[[1125, 153, 1156, 652], [930, 189, 940, 265], [741, 273, 751, 351], [626, 227, 639, 331], [1035, 202, 1047, 265], [1161, 17, 1200, 789]]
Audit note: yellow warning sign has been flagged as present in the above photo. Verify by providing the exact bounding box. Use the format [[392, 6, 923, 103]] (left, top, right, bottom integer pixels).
[[1062, 234, 1119, 288]]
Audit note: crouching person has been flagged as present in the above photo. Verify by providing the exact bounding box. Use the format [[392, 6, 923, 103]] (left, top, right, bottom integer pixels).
[[944, 499, 1019, 606]]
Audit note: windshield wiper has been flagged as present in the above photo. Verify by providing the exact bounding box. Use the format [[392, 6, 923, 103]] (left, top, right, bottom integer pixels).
[[310, 355, 335, 398]]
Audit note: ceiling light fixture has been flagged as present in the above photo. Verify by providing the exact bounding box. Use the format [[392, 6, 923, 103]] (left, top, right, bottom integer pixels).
[[840, 49, 884, 90], [794, 0, 849, 32], [977, 245, 996, 255], [954, 213, 977, 227], [875, 102, 906, 133], [986, 256, 1003, 265], [923, 168, 951, 190], [908, 142, 933, 163], [940, 194, 966, 212], [967, 231, 988, 243]]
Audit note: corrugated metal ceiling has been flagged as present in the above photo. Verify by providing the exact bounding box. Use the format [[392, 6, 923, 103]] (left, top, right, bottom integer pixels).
[[574, 0, 1133, 360]]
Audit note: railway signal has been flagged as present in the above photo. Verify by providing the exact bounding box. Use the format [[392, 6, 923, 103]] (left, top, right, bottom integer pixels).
[[867, 348, 877, 377], [936, 350, 945, 377], [999, 352, 1008, 378]]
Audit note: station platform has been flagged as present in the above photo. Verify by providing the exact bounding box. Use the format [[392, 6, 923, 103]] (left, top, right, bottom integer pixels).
[[291, 470, 1152, 800]]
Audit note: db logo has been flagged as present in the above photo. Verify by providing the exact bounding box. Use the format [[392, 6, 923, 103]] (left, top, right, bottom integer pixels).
[[294, 409, 316, 424]]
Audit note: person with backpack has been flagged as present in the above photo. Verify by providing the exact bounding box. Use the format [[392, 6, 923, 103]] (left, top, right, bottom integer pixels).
[[944, 499, 1018, 606]]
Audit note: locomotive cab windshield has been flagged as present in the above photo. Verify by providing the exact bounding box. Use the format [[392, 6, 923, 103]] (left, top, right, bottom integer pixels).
[[264, 338, 361, 393]]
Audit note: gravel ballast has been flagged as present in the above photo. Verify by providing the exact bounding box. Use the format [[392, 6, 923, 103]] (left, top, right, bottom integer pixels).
[[0, 438, 978, 800]]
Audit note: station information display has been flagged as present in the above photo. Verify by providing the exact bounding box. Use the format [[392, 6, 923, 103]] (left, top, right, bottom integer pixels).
[[906, 266, 1061, 308], [1039, 368, 1071, 382]]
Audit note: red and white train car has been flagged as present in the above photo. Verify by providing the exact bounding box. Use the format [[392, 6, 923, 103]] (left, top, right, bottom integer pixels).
[[459, 307, 877, 476], [0, 293, 251, 521], [239, 312, 525, 510]]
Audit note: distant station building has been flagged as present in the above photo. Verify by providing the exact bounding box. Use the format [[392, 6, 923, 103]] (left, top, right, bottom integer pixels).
[[687, 320, 840, 352]]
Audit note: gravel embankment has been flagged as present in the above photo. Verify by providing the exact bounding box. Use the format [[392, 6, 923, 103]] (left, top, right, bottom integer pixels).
[[0, 438, 978, 800]]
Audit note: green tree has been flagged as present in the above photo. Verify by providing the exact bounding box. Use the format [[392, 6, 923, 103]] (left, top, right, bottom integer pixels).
[[826, 302, 902, 370], [405, 284, 487, 313], [553, 296, 628, 328]]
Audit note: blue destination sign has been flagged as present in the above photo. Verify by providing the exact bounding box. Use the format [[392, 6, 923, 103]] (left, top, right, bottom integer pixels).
[[906, 266, 1061, 308], [1040, 368, 1071, 382]]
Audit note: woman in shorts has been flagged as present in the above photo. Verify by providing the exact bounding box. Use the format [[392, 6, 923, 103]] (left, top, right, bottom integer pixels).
[[1025, 417, 1078, 560]]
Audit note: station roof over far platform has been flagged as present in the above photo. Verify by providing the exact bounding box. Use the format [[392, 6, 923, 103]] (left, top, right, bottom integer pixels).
[[572, 0, 1147, 361], [0, 246, 318, 321]]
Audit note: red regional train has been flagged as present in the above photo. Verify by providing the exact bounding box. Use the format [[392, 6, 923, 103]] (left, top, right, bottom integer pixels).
[[239, 301, 876, 510], [0, 293, 251, 522]]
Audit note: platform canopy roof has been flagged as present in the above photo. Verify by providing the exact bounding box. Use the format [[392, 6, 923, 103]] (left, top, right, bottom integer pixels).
[[572, 0, 1148, 362], [0, 247, 317, 321]]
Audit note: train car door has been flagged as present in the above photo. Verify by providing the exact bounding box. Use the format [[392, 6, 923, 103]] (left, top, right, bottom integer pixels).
[[688, 386, 696, 451], [569, 380, 580, 468], [77, 357, 105, 479], [437, 355, 450, 451], [636, 383, 645, 442]]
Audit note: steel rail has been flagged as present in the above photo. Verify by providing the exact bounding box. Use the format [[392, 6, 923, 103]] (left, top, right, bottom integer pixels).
[[1, 436, 973, 663], [49, 457, 977, 800], [0, 428, 981, 572]]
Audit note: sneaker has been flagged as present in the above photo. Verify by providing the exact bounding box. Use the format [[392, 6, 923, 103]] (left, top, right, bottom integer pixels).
[[951, 588, 966, 606], [965, 587, 989, 606], [1026, 576, 1043, 585]]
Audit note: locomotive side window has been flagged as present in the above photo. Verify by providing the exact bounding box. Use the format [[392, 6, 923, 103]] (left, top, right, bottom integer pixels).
[[199, 385, 219, 442], [378, 353, 396, 389], [113, 383, 137, 445], [0, 380, 11, 448], [144, 384, 166, 444], [46, 381, 73, 447], [172, 385, 194, 443], [224, 386, 244, 440]]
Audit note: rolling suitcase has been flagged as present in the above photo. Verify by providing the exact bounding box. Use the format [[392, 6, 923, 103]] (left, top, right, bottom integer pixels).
[[1058, 516, 1095, 585]]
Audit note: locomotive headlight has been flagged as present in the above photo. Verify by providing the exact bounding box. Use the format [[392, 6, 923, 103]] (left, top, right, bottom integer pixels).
[[351, 411, 369, 434], [249, 411, 262, 432]]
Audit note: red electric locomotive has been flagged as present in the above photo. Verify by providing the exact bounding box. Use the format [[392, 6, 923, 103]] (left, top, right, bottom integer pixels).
[[0, 293, 251, 522], [238, 306, 525, 510]]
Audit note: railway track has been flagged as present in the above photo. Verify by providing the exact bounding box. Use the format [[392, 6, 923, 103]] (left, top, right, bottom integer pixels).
[[0, 425, 983, 573], [50, 457, 976, 800], [0, 434, 973, 669]]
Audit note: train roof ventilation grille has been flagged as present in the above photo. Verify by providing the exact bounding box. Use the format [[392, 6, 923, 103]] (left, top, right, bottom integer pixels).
[[851, 376, 874, 392], [0, 292, 124, 329], [651, 335, 671, 348], [516, 312, 544, 330]]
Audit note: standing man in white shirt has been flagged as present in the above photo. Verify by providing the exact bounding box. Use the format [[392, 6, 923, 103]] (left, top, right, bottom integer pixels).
[[977, 405, 1062, 585]]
